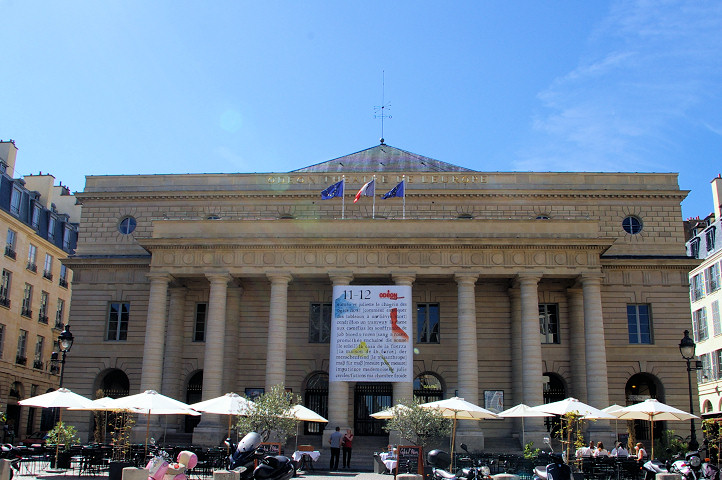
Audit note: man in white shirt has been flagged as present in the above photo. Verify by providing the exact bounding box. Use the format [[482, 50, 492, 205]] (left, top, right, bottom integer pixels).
[[611, 442, 629, 457]]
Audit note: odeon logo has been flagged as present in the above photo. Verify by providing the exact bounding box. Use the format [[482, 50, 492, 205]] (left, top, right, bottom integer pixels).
[[379, 290, 404, 300]]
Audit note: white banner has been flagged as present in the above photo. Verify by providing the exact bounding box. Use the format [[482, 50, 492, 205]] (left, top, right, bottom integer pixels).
[[330, 285, 412, 382]]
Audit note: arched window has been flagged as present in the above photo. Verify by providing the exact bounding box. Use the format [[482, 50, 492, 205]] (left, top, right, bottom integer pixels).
[[414, 372, 444, 403], [304, 372, 328, 435]]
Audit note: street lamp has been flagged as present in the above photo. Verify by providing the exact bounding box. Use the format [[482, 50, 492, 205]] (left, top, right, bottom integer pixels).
[[679, 330, 700, 450], [56, 325, 74, 388]]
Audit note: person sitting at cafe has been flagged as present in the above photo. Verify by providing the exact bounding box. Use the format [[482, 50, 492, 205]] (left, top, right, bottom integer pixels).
[[576, 442, 593, 458], [611, 442, 629, 457], [594, 442, 609, 457], [635, 443, 647, 461]]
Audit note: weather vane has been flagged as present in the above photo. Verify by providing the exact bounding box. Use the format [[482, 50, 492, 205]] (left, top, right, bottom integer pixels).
[[374, 70, 391, 144]]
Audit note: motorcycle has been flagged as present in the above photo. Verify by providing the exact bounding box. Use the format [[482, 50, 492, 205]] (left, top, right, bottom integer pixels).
[[642, 458, 669, 480], [0, 444, 22, 479], [226, 432, 295, 480], [669, 451, 703, 480], [532, 437, 571, 480], [428, 449, 458, 480], [457, 444, 492, 480]]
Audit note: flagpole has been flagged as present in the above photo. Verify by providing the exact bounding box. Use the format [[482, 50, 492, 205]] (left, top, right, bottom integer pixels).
[[372, 175, 376, 219], [341, 175, 345, 220], [402, 175, 406, 220]]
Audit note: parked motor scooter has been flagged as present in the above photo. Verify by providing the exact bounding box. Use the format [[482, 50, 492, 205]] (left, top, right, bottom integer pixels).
[[457, 444, 492, 480], [226, 432, 296, 480], [532, 437, 571, 480], [428, 449, 459, 480], [670, 451, 703, 480], [0, 444, 22, 479], [642, 458, 669, 480]]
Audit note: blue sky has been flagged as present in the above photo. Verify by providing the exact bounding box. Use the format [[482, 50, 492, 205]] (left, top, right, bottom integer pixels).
[[1, 0, 721, 219]]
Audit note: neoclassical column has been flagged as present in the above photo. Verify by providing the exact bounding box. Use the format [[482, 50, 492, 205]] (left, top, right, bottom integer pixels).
[[265, 272, 292, 389], [223, 285, 243, 394], [326, 272, 353, 434], [140, 273, 171, 392], [161, 286, 186, 399], [392, 273, 416, 404], [518, 274, 544, 407], [455, 272, 479, 404], [581, 274, 610, 409], [567, 286, 588, 402], [509, 286, 522, 405], [203, 273, 232, 401]]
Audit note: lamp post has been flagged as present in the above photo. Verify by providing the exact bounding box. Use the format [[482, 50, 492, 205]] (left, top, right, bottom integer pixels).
[[679, 330, 700, 450], [56, 324, 74, 387]]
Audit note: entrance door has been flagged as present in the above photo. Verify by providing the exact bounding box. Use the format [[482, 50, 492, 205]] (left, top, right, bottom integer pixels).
[[185, 371, 203, 433], [354, 383, 392, 436]]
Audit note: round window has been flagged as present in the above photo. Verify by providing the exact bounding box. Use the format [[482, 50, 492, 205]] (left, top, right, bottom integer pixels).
[[622, 216, 643, 234], [118, 216, 137, 234]]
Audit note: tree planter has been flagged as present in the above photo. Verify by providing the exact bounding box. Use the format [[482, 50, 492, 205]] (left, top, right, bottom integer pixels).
[[49, 451, 73, 469], [109, 461, 134, 480]]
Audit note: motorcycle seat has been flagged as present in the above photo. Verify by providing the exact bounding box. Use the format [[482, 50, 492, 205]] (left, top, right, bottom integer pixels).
[[534, 466, 547, 477], [434, 468, 458, 479]]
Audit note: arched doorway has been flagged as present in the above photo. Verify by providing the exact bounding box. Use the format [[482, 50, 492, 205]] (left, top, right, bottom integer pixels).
[[414, 372, 444, 403], [354, 383, 392, 435], [543, 373, 567, 434], [5, 382, 23, 442], [94, 369, 131, 442], [304, 372, 329, 435], [625, 373, 662, 443], [101, 369, 130, 398], [185, 371, 203, 433]]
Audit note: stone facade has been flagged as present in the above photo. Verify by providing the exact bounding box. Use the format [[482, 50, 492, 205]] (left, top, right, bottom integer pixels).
[[62, 144, 698, 449]]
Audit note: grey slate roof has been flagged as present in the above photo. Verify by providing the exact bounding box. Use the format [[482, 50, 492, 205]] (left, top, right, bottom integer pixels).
[[291, 143, 475, 173]]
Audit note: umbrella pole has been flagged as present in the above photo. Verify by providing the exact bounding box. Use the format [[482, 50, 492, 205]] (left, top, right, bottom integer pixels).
[[55, 409, 62, 469], [522, 417, 525, 450], [650, 418, 655, 460], [145, 412, 150, 461], [227, 416, 232, 454], [451, 416, 457, 471]]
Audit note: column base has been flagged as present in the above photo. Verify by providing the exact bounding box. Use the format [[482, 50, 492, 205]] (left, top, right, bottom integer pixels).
[[455, 431, 485, 453], [193, 420, 224, 447]]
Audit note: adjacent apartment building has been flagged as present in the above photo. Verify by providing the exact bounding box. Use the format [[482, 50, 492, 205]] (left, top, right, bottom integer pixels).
[[0, 140, 80, 443], [62, 142, 698, 450], [686, 176, 722, 417]]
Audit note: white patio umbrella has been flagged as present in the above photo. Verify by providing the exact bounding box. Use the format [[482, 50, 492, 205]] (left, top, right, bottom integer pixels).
[[370, 404, 412, 419], [190, 392, 255, 446], [107, 389, 200, 458], [601, 404, 626, 443], [19, 388, 95, 469], [287, 405, 328, 451], [532, 398, 615, 461], [615, 399, 698, 459], [498, 403, 553, 448], [419, 397, 498, 469]]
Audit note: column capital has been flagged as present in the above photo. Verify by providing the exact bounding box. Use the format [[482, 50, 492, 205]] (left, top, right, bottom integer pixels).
[[328, 272, 353, 286], [205, 272, 232, 284], [392, 273, 416, 285], [579, 273, 604, 285], [454, 272, 479, 285], [266, 272, 293, 284], [515, 272, 542, 286], [147, 272, 172, 283]]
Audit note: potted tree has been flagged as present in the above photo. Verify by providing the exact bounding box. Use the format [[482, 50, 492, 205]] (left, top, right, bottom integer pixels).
[[47, 421, 79, 469], [108, 409, 136, 480]]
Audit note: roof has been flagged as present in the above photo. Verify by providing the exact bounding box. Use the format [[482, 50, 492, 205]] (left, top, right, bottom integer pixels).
[[291, 143, 475, 173]]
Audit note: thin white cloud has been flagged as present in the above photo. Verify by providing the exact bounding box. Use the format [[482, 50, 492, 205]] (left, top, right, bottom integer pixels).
[[518, 0, 722, 172]]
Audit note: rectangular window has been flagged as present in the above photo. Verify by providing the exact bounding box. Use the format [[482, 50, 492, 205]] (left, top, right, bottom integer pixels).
[[693, 307, 709, 342], [16, 329, 27, 364], [43, 254, 53, 280], [0, 269, 11, 305], [47, 216, 57, 242], [21, 283, 33, 318], [5, 229, 16, 259], [34, 336, 44, 368], [55, 299, 65, 328], [106, 302, 130, 341], [716, 350, 722, 381], [38, 291, 49, 323], [308, 302, 332, 343], [27, 244, 37, 272], [713, 300, 722, 337], [62, 226, 72, 251], [59, 264, 68, 288], [539, 304, 560, 344], [193, 303, 207, 342], [707, 227, 717, 252], [31, 204, 41, 230], [10, 186, 21, 216], [417, 303, 441, 344], [0, 324, 4, 359], [706, 263, 721, 294], [691, 273, 705, 301], [627, 304, 653, 344], [700, 353, 712, 383]]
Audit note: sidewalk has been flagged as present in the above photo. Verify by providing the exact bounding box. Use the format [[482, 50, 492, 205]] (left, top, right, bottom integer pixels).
[[16, 470, 391, 480]]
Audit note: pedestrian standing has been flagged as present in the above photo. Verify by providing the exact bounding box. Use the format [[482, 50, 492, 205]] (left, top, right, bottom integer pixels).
[[329, 426, 343, 471], [342, 429, 354, 469]]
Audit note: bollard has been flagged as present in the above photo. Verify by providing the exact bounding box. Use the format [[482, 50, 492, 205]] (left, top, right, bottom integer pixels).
[[493, 475, 520, 480], [122, 466, 150, 480], [0, 459, 11, 480], [213, 470, 241, 480], [656, 474, 681, 480]]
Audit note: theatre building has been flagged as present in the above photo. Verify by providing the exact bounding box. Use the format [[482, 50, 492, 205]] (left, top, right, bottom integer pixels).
[[63, 143, 699, 450]]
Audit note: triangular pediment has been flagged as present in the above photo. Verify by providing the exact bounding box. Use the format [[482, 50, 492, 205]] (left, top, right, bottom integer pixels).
[[291, 143, 475, 173]]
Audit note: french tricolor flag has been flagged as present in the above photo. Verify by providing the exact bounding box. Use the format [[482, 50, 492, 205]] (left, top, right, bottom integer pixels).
[[354, 179, 375, 203]]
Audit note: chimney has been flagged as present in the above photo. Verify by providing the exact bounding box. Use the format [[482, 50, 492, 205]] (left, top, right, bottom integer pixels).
[[0, 140, 18, 175], [713, 175, 722, 222]]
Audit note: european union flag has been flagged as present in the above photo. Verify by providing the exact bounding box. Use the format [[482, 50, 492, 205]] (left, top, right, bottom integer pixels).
[[382, 180, 405, 199], [321, 180, 344, 200]]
